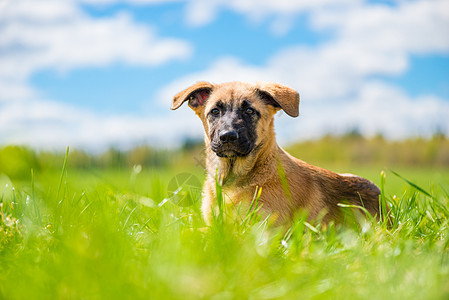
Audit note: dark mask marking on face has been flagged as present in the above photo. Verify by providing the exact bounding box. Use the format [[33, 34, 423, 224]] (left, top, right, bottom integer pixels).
[[208, 100, 260, 158]]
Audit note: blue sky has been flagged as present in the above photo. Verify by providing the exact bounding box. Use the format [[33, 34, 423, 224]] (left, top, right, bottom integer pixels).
[[1, 0, 449, 150]]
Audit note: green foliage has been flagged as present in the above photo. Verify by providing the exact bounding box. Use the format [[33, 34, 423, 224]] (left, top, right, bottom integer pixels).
[[0, 137, 448, 299], [33, 145, 174, 172], [286, 134, 449, 168], [2, 135, 448, 179], [0, 146, 39, 180], [0, 149, 448, 299]]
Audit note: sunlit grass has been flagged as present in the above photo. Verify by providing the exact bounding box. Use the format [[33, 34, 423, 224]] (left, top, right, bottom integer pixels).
[[0, 152, 448, 299]]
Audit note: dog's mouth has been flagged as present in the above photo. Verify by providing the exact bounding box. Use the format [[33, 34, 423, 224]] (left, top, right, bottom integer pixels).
[[210, 142, 253, 158]]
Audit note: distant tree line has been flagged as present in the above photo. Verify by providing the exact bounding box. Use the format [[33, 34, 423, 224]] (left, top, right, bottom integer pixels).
[[0, 145, 176, 180], [0, 133, 448, 180], [286, 132, 449, 168]]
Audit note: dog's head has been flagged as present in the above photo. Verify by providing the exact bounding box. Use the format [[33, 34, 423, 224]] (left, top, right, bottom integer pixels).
[[172, 81, 299, 158]]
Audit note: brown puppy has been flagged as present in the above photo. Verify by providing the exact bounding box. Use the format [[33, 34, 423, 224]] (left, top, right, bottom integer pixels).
[[172, 81, 382, 225]]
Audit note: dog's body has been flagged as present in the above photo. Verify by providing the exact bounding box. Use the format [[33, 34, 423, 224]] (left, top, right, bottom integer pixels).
[[172, 81, 382, 224]]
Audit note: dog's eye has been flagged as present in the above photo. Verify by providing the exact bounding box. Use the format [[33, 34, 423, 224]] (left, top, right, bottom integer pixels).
[[245, 107, 255, 115], [211, 108, 220, 115]]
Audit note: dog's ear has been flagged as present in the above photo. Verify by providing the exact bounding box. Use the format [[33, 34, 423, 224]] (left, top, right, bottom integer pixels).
[[256, 82, 300, 117], [171, 81, 214, 111]]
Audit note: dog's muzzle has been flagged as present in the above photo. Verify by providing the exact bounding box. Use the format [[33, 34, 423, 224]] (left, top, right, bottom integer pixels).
[[211, 130, 254, 157]]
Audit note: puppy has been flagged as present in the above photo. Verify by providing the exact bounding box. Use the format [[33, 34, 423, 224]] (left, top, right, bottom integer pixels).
[[172, 81, 383, 224]]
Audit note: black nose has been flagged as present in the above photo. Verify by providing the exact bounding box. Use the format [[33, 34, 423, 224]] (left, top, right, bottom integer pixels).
[[219, 130, 238, 143]]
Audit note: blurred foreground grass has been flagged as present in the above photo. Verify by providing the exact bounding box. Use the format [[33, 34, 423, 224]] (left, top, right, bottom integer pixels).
[[0, 136, 448, 299]]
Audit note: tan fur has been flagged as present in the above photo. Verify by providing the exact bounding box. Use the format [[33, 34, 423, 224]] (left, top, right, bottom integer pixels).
[[172, 81, 383, 225]]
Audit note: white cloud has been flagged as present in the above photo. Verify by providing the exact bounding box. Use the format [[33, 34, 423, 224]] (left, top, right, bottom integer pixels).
[[275, 81, 449, 144], [0, 98, 203, 150], [158, 0, 449, 144], [0, 0, 194, 150], [0, 80, 36, 102], [0, 0, 192, 107], [0, 0, 81, 23], [158, 0, 449, 104], [184, 0, 359, 28], [75, 0, 181, 4], [157, 40, 407, 106], [311, 0, 449, 54], [0, 1, 192, 80]]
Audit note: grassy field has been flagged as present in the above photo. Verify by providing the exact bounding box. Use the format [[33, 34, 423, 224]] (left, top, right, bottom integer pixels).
[[1, 140, 449, 299]]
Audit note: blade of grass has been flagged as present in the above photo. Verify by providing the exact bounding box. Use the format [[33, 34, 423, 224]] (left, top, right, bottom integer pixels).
[[246, 186, 263, 225], [57, 146, 70, 202], [379, 171, 393, 228], [214, 169, 224, 225], [392, 171, 449, 218], [248, 186, 262, 213], [30, 168, 41, 226], [122, 206, 138, 231], [391, 170, 434, 199], [276, 156, 292, 201], [337, 203, 374, 222]]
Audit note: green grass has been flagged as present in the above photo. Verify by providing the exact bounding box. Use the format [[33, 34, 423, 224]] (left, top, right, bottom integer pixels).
[[1, 153, 449, 299]]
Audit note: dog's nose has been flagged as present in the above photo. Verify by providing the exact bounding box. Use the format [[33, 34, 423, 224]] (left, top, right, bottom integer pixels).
[[219, 130, 238, 143]]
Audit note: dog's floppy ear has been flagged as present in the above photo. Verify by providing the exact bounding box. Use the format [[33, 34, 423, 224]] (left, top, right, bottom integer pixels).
[[256, 82, 300, 117], [171, 81, 214, 110]]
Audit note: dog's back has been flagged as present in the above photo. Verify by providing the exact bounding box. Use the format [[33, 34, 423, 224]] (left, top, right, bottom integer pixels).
[[277, 149, 383, 223]]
